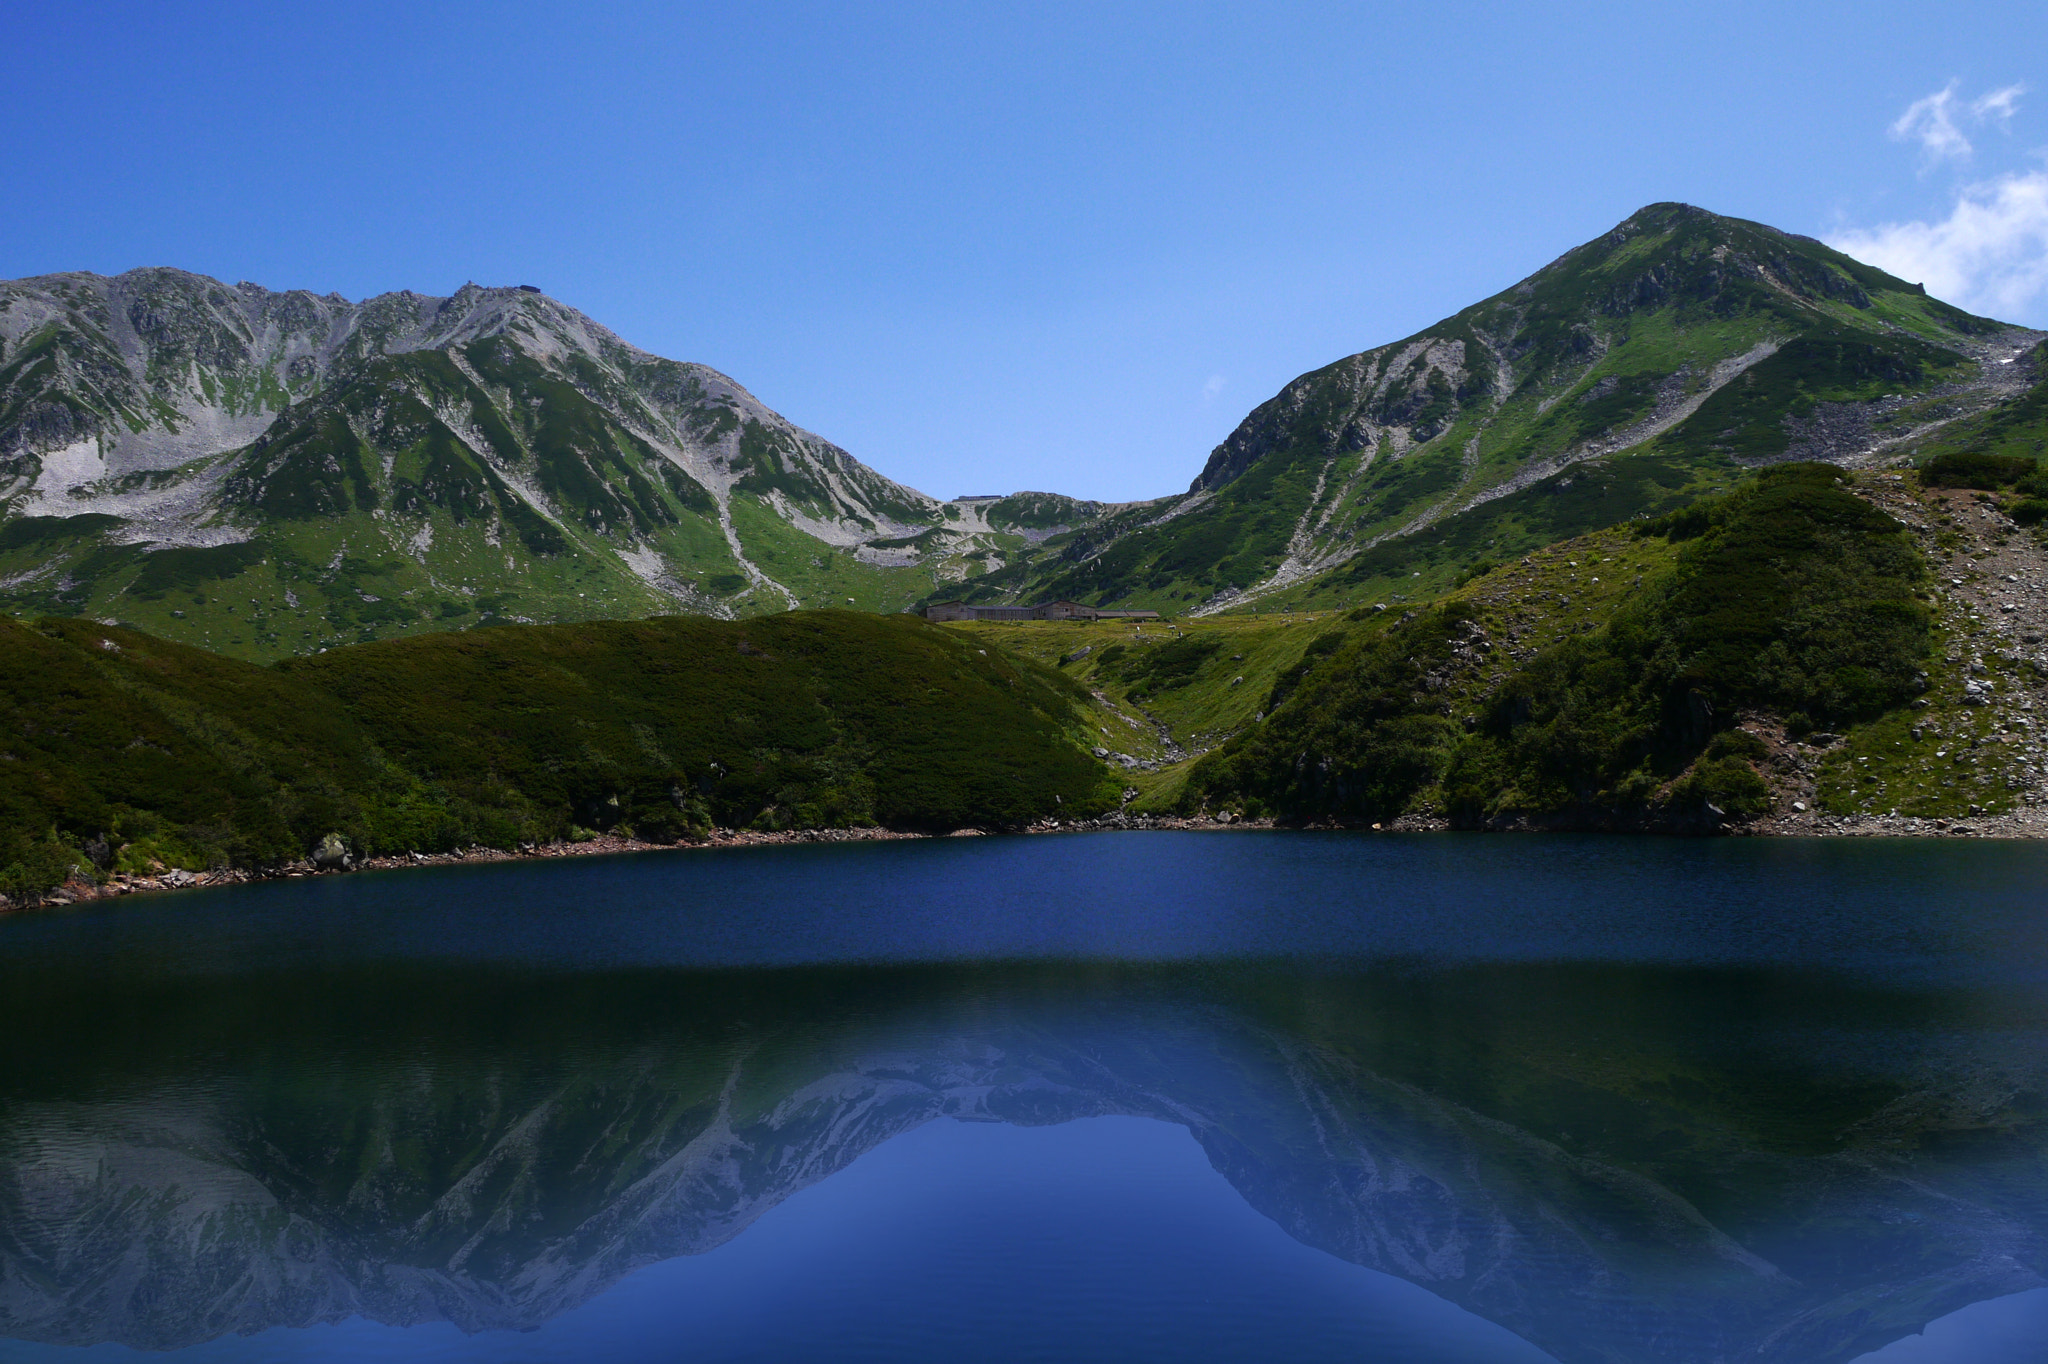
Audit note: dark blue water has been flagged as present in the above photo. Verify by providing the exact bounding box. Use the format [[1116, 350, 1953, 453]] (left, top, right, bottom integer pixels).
[[3, 832, 2047, 1363], [15, 830, 2048, 980]]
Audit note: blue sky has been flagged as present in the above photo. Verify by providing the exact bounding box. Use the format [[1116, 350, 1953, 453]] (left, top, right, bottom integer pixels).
[[5, 0, 2043, 501]]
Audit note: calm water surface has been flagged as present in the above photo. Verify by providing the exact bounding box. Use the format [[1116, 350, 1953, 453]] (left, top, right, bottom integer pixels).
[[3, 832, 2048, 1362]]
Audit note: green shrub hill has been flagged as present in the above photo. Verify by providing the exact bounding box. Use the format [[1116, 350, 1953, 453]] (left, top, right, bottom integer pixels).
[[0, 611, 1118, 897], [1183, 464, 1933, 827]]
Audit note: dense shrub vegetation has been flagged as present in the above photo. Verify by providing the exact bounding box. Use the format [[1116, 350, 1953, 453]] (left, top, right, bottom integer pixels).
[[1106, 633, 1222, 701], [1183, 603, 1474, 821], [1185, 465, 1932, 826], [0, 616, 396, 895], [1917, 450, 2040, 491], [0, 611, 1115, 895], [281, 611, 1112, 839]]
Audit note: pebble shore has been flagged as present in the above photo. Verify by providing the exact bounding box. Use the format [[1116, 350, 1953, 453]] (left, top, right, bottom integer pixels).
[[6, 801, 2040, 914]]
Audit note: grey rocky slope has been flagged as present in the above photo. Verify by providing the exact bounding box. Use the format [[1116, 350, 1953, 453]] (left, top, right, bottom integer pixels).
[[10, 202, 2048, 656], [0, 269, 1098, 654], [939, 203, 2044, 618]]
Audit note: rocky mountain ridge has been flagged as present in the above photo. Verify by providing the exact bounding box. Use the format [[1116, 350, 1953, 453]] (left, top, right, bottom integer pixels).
[[943, 203, 2042, 617], [3, 269, 939, 522], [0, 269, 1105, 653], [6, 202, 2044, 658]]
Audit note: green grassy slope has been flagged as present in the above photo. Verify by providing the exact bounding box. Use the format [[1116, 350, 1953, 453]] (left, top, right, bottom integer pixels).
[[0, 611, 1117, 897], [943, 612, 1349, 776], [1249, 448, 1734, 614], [1181, 465, 1939, 826], [724, 493, 943, 611]]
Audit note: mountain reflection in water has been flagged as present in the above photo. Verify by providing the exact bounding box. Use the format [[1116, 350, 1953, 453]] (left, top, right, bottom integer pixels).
[[2, 834, 2048, 1363]]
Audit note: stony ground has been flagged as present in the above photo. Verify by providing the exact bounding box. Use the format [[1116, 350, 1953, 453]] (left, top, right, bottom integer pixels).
[[6, 826, 932, 910], [1746, 471, 2048, 838]]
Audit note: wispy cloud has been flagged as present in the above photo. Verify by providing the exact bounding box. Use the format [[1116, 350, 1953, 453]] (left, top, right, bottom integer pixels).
[[1894, 84, 1973, 161], [1201, 373, 1226, 404], [1828, 169, 2048, 322], [1974, 84, 2026, 125], [1890, 81, 2027, 165]]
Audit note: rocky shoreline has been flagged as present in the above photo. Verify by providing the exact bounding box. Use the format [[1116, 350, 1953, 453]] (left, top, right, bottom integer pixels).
[[1, 826, 926, 912], [0, 817, 1278, 912], [1061, 808, 2048, 838], [5, 804, 2043, 915]]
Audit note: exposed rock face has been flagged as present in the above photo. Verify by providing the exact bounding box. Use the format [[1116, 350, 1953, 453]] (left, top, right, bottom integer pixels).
[[0, 270, 1070, 642], [0, 270, 928, 532]]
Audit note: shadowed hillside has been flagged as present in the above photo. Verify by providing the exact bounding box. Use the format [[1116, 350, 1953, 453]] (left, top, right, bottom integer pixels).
[[0, 611, 1116, 898]]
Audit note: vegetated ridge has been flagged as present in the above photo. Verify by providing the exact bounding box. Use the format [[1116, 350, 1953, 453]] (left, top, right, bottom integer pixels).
[[1184, 464, 1932, 827], [0, 610, 1116, 900], [933, 202, 2041, 618], [1156, 449, 2048, 833], [957, 352, 2048, 839]]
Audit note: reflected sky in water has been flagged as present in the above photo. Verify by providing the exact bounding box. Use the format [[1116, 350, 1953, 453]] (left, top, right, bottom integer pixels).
[[2, 832, 2047, 1362], [5, 1119, 1554, 1364]]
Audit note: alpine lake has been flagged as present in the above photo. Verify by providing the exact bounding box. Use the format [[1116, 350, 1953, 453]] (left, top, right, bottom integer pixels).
[[5, 831, 2048, 1364]]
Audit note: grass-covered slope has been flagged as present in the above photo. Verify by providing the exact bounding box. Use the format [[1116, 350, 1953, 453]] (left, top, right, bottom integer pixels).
[[0, 611, 1116, 897], [940, 611, 1351, 801], [1182, 465, 1936, 826]]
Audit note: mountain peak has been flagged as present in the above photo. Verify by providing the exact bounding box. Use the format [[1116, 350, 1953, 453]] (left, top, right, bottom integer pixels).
[[7, 201, 2043, 655], [1009, 202, 2033, 619], [0, 264, 983, 646]]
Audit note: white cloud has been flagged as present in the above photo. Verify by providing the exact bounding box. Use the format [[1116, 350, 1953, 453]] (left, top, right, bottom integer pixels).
[[1201, 373, 1226, 404], [1973, 84, 2026, 125], [1890, 81, 2026, 165], [1828, 169, 2048, 322], [1894, 83, 1972, 161]]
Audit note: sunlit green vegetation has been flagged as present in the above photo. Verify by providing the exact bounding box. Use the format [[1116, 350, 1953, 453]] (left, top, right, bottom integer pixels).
[[1184, 465, 1934, 825]]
